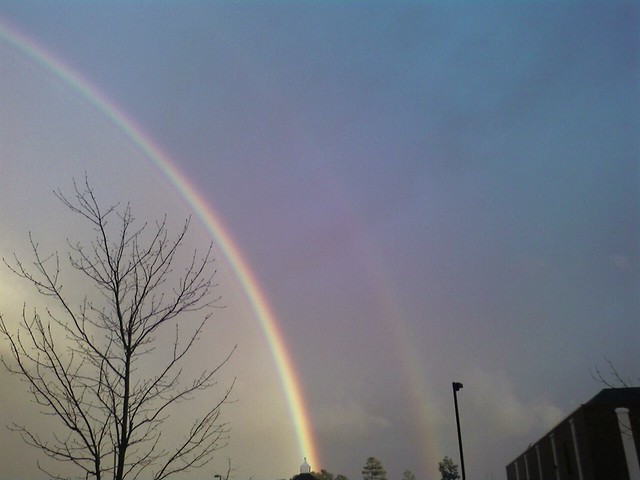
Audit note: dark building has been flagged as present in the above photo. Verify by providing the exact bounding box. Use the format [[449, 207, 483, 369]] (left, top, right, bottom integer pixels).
[[506, 388, 640, 480]]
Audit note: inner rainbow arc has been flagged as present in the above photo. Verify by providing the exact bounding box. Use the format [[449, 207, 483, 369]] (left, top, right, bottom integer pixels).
[[0, 22, 319, 471], [158, 165, 320, 471]]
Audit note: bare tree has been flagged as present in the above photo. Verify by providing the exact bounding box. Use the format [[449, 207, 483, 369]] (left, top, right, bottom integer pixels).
[[0, 178, 234, 480], [591, 357, 638, 390], [591, 358, 639, 439]]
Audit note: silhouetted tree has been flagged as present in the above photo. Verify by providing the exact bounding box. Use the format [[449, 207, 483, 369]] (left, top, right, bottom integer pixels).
[[314, 469, 334, 480], [311, 469, 349, 480], [0, 178, 234, 480], [402, 470, 416, 480], [591, 358, 639, 439], [438, 456, 460, 480], [592, 358, 639, 391], [362, 457, 387, 480]]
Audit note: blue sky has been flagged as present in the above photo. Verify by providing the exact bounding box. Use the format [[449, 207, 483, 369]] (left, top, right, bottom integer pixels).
[[0, 2, 638, 480]]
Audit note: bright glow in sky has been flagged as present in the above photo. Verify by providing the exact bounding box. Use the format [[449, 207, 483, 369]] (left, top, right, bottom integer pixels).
[[0, 3, 638, 480]]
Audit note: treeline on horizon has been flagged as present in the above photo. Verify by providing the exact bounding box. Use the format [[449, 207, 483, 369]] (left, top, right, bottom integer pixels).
[[290, 455, 460, 480]]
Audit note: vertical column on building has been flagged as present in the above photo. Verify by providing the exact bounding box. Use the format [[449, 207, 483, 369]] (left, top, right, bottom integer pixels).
[[616, 407, 640, 480], [550, 432, 561, 480], [569, 417, 585, 480], [524, 452, 530, 480], [536, 444, 543, 480], [515, 458, 520, 480]]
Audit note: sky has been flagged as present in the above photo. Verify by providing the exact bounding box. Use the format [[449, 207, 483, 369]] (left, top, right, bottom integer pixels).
[[0, 2, 638, 480]]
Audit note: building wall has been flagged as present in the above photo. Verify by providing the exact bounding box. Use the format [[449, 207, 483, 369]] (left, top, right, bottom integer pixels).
[[631, 407, 640, 464], [583, 406, 629, 480], [536, 435, 556, 480], [506, 390, 640, 480]]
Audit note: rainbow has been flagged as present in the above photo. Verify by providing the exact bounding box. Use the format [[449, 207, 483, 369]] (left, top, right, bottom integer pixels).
[[0, 21, 319, 470]]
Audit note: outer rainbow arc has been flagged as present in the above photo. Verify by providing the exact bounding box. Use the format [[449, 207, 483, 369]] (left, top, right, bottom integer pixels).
[[0, 22, 319, 471]]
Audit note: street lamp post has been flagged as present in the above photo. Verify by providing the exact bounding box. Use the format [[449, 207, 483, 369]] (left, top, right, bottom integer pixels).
[[452, 381, 466, 480]]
